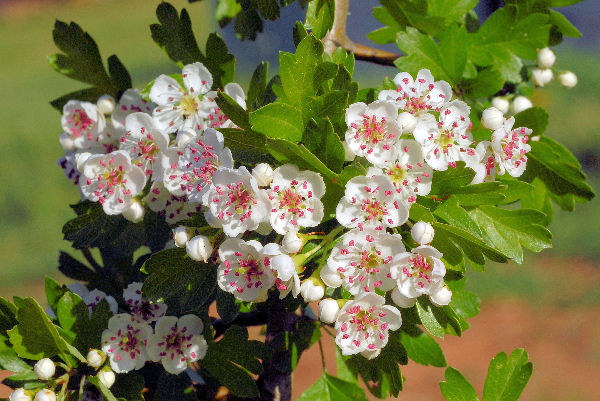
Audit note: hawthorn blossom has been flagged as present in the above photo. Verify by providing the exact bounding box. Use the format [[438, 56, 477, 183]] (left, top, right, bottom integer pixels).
[[79, 150, 146, 215], [61, 100, 106, 149], [413, 100, 473, 171], [490, 117, 532, 177], [200, 83, 247, 129], [57, 152, 80, 186], [463, 141, 498, 184], [111, 89, 156, 130], [367, 139, 432, 204], [336, 174, 408, 230], [378, 69, 452, 118], [123, 282, 167, 324], [101, 314, 153, 373], [144, 182, 201, 224], [334, 293, 402, 358], [146, 315, 208, 374], [83, 289, 119, 315], [203, 167, 271, 237], [389, 245, 446, 307], [120, 113, 170, 179], [267, 164, 325, 234], [322, 229, 405, 295], [344, 101, 401, 166], [150, 62, 213, 132]]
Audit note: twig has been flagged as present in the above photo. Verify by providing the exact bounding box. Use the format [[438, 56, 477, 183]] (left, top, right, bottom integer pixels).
[[318, 337, 327, 372], [323, 0, 401, 66]]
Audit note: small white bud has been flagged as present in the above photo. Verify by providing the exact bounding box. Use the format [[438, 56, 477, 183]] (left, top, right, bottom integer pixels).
[[33, 389, 56, 401], [86, 349, 105, 369], [511, 96, 533, 114], [531, 68, 553, 87], [186, 235, 213, 262], [491, 97, 510, 114], [122, 199, 145, 223], [96, 95, 116, 115], [172, 226, 190, 248], [97, 369, 116, 389], [430, 286, 453, 306], [252, 163, 274, 187], [59, 132, 76, 152], [9, 388, 31, 401], [318, 298, 340, 323], [411, 221, 435, 245], [75, 152, 93, 171], [537, 47, 556, 69], [397, 112, 417, 133], [282, 232, 303, 253], [481, 107, 505, 131], [34, 358, 55, 381], [300, 279, 325, 302], [341, 141, 355, 162], [558, 71, 578, 88], [320, 269, 342, 288]]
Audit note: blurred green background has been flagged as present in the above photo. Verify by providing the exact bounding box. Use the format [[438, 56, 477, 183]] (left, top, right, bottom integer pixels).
[[0, 0, 598, 399]]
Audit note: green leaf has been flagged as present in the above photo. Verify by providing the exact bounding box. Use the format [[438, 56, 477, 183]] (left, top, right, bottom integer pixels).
[[482, 349, 533, 401], [303, 118, 345, 173], [62, 202, 128, 249], [550, 0, 584, 6], [111, 372, 145, 401], [378, 0, 446, 36], [250, 102, 304, 142], [204, 32, 236, 88], [368, 7, 403, 44], [45, 276, 68, 315], [449, 288, 480, 321], [256, 0, 280, 20], [215, 92, 251, 131], [513, 107, 549, 135], [0, 297, 17, 337], [0, 349, 32, 373], [265, 139, 337, 181], [57, 251, 96, 282], [305, 0, 334, 39], [297, 373, 368, 401], [215, 0, 241, 22], [247, 62, 269, 110], [400, 326, 446, 367], [430, 162, 475, 195], [440, 367, 479, 401], [436, 24, 468, 83], [335, 347, 358, 384], [428, 0, 478, 23], [461, 68, 505, 99], [199, 326, 268, 398], [151, 372, 195, 401], [150, 3, 202, 66], [89, 375, 119, 401], [279, 35, 323, 107], [468, 205, 552, 263], [416, 298, 462, 338], [548, 9, 581, 37], [520, 178, 553, 225]]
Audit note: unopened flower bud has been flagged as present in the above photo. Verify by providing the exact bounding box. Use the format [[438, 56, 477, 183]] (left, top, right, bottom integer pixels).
[[33, 389, 56, 401], [318, 298, 340, 323], [342, 141, 355, 162], [320, 269, 342, 288], [511, 96, 533, 114], [252, 163, 273, 187], [122, 199, 144, 223], [172, 226, 190, 248], [411, 221, 435, 245], [186, 235, 213, 262], [430, 286, 452, 306], [491, 97, 509, 114], [481, 107, 505, 131], [300, 278, 325, 302], [59, 132, 76, 152], [397, 112, 417, 133], [98, 369, 116, 389], [537, 47, 556, 69], [9, 388, 31, 401], [75, 152, 92, 171], [282, 232, 303, 253], [96, 95, 116, 115], [558, 71, 577, 88], [34, 358, 55, 381], [531, 68, 553, 87], [86, 349, 106, 369]]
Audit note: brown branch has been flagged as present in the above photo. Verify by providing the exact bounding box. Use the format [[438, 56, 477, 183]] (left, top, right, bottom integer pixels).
[[323, 0, 401, 66]]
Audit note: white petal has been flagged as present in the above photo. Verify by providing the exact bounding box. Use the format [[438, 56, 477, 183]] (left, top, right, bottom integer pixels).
[[150, 75, 183, 106], [182, 62, 213, 95]]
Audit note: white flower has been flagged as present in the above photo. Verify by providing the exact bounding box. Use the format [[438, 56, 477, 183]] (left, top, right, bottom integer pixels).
[[97, 369, 116, 388], [334, 293, 402, 357], [537, 47, 556, 69], [490, 117, 532, 177], [120, 112, 170, 179], [147, 315, 208, 374], [413, 100, 472, 171], [282, 231, 304, 254], [86, 349, 105, 368], [299, 279, 325, 302], [378, 69, 452, 118], [336, 174, 408, 230], [367, 139, 432, 204], [318, 299, 340, 324], [322, 228, 404, 295], [33, 390, 55, 401], [430, 285, 452, 306], [173, 227, 191, 248], [97, 95, 116, 115], [203, 167, 270, 237], [411, 221, 435, 245], [122, 199, 145, 223], [79, 150, 147, 215], [531, 68, 553, 87], [558, 71, 578, 88], [510, 96, 532, 114], [267, 164, 325, 234], [186, 235, 213, 262], [144, 182, 201, 224], [252, 163, 274, 187], [491, 97, 510, 114], [150, 62, 213, 132], [390, 245, 446, 301], [9, 388, 31, 401], [344, 101, 401, 166], [123, 282, 167, 324], [111, 89, 156, 130], [83, 289, 118, 316], [57, 152, 81, 187], [481, 107, 505, 131], [199, 83, 247, 130], [61, 100, 106, 149], [33, 358, 55, 380], [101, 314, 153, 373], [463, 141, 498, 184]]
